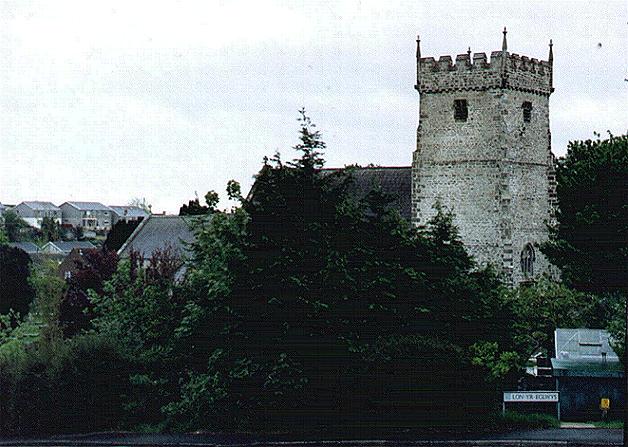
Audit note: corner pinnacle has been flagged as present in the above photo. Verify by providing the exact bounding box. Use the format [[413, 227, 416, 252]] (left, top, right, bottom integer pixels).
[[502, 27, 508, 52], [548, 39, 553, 63]]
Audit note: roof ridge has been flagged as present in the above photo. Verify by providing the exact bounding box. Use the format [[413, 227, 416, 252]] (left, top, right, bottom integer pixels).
[[322, 165, 411, 171]]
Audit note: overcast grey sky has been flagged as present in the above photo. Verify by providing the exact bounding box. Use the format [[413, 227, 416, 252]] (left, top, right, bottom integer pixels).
[[1, 0, 626, 213]]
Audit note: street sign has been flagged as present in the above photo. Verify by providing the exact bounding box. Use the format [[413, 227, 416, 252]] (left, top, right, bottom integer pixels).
[[503, 391, 559, 402], [503, 391, 561, 420]]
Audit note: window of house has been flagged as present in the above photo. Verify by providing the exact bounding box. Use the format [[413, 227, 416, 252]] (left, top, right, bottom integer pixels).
[[454, 99, 468, 122], [522, 101, 532, 123], [520, 243, 535, 277]]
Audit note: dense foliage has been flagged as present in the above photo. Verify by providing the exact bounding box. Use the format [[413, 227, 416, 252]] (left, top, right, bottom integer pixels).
[[59, 249, 119, 337], [542, 133, 627, 356], [543, 134, 627, 293], [0, 245, 35, 317], [1, 210, 33, 242], [103, 220, 142, 252], [154, 111, 509, 430]]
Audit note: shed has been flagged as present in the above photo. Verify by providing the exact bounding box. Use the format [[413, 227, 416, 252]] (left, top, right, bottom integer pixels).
[[552, 328, 624, 421]]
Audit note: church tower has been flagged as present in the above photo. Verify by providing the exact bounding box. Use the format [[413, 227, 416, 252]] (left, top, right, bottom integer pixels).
[[412, 29, 557, 284]]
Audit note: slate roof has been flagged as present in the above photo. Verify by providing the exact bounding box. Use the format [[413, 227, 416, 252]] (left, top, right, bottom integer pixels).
[[247, 166, 412, 220], [552, 328, 623, 378], [43, 240, 97, 254], [554, 328, 619, 361], [109, 206, 149, 219], [118, 215, 195, 260], [19, 201, 60, 211], [8, 241, 40, 254], [323, 166, 412, 220], [61, 201, 112, 211]]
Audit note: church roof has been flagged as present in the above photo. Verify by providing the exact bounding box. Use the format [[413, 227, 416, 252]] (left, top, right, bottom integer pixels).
[[323, 166, 412, 220], [247, 165, 412, 220]]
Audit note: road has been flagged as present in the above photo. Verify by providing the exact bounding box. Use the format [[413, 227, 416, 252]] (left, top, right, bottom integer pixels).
[[0, 429, 622, 446]]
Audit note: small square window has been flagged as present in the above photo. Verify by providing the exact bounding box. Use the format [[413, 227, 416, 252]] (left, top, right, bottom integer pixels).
[[522, 101, 532, 123], [454, 99, 468, 121]]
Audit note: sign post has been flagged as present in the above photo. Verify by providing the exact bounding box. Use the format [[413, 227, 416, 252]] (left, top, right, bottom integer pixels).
[[503, 391, 560, 420]]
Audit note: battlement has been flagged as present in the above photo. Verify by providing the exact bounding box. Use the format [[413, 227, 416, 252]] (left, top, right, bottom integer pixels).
[[416, 32, 554, 96]]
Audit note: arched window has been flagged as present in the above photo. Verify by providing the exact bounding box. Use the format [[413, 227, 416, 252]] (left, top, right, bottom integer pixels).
[[520, 243, 535, 277]]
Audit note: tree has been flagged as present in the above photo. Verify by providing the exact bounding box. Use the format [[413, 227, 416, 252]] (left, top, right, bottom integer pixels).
[[59, 249, 119, 337], [0, 245, 35, 318], [542, 134, 628, 293], [128, 197, 152, 214], [90, 247, 185, 425], [0, 224, 8, 245], [161, 111, 505, 430], [2, 210, 30, 242], [179, 198, 210, 216], [40, 216, 61, 242], [103, 220, 142, 252]]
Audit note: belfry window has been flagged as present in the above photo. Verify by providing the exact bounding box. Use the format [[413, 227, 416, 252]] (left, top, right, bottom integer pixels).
[[522, 101, 532, 123], [520, 243, 535, 277], [454, 99, 468, 122]]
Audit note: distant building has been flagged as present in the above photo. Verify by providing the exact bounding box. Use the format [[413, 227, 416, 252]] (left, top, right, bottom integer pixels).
[[59, 202, 113, 231], [13, 201, 62, 229], [552, 328, 624, 421], [109, 205, 149, 224], [41, 240, 96, 255]]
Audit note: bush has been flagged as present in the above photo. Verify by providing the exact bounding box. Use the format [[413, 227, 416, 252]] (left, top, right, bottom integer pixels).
[[0, 334, 131, 436], [479, 411, 560, 432]]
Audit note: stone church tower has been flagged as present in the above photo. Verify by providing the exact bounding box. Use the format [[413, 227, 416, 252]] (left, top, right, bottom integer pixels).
[[412, 29, 557, 284]]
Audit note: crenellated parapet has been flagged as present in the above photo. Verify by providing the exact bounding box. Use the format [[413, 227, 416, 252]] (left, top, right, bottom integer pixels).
[[415, 31, 553, 96]]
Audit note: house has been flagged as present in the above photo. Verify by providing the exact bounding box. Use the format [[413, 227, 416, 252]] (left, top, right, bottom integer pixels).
[[109, 206, 149, 224], [41, 240, 96, 255], [58, 247, 98, 280], [7, 241, 40, 254], [59, 202, 114, 231], [552, 328, 624, 421], [13, 201, 62, 229], [117, 215, 195, 281]]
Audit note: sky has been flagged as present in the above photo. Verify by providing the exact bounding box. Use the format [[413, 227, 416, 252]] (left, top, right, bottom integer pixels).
[[1, 0, 626, 214]]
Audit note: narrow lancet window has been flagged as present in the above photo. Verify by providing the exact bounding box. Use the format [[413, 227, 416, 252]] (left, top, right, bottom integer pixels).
[[522, 101, 532, 123]]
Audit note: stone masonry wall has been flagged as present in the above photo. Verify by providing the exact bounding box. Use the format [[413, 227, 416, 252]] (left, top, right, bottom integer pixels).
[[412, 63, 555, 284]]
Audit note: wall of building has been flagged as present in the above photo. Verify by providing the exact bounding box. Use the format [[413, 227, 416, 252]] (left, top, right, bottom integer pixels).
[[60, 205, 113, 231], [557, 376, 624, 421]]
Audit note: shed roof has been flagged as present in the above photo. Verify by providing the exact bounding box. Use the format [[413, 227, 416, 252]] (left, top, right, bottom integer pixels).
[[117, 215, 195, 260]]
